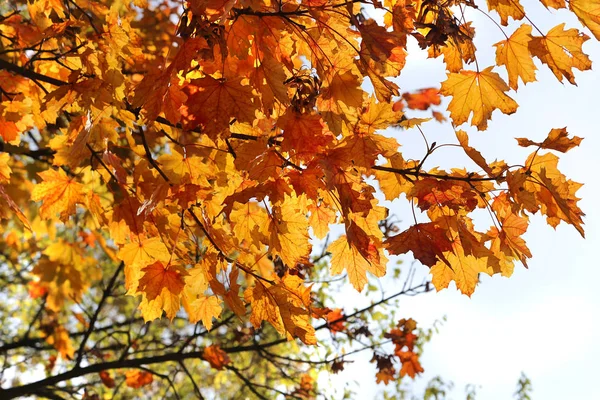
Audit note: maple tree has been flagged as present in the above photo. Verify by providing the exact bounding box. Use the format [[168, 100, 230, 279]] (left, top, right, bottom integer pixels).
[[0, 0, 591, 396]]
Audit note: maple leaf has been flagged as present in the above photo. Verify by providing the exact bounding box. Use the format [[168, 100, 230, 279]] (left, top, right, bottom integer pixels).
[[329, 132, 398, 172], [278, 111, 334, 162], [517, 152, 585, 237], [455, 130, 497, 176], [487, 0, 525, 26], [308, 202, 337, 240], [187, 295, 223, 330], [386, 223, 453, 267], [375, 368, 396, 385], [440, 67, 518, 130], [0, 0, 595, 393], [318, 70, 364, 132], [374, 153, 414, 201], [117, 237, 171, 294], [494, 24, 537, 90], [252, 53, 289, 110], [537, 168, 585, 237], [372, 354, 396, 385], [44, 325, 74, 360], [245, 277, 317, 344], [138, 261, 188, 301], [358, 20, 407, 77], [0, 119, 20, 142], [230, 201, 269, 249], [125, 370, 153, 388], [99, 371, 115, 388], [402, 88, 441, 110], [540, 0, 566, 8], [0, 153, 10, 182], [182, 76, 257, 136], [327, 308, 346, 333], [570, 0, 600, 40], [430, 252, 488, 296], [328, 235, 387, 292], [31, 169, 83, 221], [486, 193, 532, 269], [138, 286, 183, 322], [529, 24, 592, 85], [268, 195, 311, 269], [408, 178, 479, 212], [427, 24, 476, 72], [398, 351, 424, 378], [356, 96, 401, 135], [203, 345, 231, 370], [516, 127, 583, 152]]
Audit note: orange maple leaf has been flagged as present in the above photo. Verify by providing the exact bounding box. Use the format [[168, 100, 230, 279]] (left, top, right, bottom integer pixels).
[[203, 345, 231, 370], [99, 371, 115, 388], [386, 223, 453, 268], [326, 308, 345, 333], [31, 169, 83, 221], [125, 370, 153, 388], [402, 88, 441, 110], [138, 261, 188, 301]]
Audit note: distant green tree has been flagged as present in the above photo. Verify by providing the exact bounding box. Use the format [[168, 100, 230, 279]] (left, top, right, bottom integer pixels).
[[514, 372, 533, 400]]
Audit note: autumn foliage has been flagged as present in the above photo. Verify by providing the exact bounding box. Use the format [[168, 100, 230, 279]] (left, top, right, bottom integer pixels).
[[0, 0, 591, 396]]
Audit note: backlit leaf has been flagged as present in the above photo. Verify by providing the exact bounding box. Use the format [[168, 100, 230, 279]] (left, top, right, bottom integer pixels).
[[440, 67, 518, 130]]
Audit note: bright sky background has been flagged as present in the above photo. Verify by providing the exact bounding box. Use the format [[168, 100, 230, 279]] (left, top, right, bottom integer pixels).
[[319, 3, 600, 399]]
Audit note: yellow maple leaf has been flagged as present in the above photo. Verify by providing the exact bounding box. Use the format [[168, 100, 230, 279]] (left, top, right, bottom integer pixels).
[[356, 96, 402, 135], [245, 278, 316, 344], [570, 0, 600, 40], [308, 202, 337, 240], [374, 153, 414, 200], [269, 195, 311, 269], [44, 239, 84, 266], [328, 235, 387, 292], [187, 295, 222, 330], [494, 24, 537, 90], [183, 262, 210, 300], [430, 252, 488, 296], [440, 66, 518, 131], [138, 286, 182, 322], [230, 201, 269, 249], [117, 237, 171, 294], [529, 24, 592, 84], [0, 153, 11, 182], [487, 0, 525, 26], [541, 0, 566, 8], [45, 326, 74, 360], [427, 25, 476, 72], [537, 168, 585, 237], [117, 237, 171, 267], [31, 169, 83, 221]]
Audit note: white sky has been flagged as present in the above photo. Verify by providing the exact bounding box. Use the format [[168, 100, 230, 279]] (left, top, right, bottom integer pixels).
[[319, 4, 600, 399]]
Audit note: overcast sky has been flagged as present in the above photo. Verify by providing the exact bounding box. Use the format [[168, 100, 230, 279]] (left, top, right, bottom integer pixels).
[[319, 4, 600, 399]]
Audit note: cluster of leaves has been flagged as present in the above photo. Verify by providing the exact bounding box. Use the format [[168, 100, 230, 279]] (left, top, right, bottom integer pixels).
[[0, 0, 591, 396]]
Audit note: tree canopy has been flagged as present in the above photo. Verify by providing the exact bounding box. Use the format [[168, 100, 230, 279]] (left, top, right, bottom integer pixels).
[[0, 0, 591, 397]]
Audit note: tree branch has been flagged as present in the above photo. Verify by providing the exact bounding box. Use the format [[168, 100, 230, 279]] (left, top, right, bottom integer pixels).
[[0, 58, 68, 87], [75, 262, 124, 367]]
